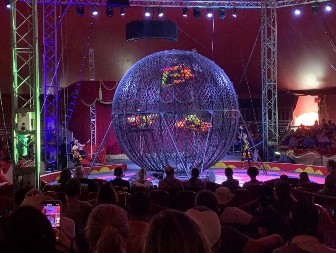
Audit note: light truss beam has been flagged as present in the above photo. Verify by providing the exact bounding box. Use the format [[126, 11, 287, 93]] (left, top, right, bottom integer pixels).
[[11, 0, 41, 188], [40, 0, 329, 8]]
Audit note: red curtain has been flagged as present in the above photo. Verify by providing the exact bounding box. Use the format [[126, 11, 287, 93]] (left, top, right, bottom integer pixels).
[[62, 81, 122, 155]]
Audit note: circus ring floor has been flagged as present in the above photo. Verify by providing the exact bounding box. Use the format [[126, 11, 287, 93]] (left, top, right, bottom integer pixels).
[[41, 156, 327, 186]]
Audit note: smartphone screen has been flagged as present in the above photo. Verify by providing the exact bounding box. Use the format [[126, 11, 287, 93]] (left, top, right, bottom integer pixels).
[[42, 200, 61, 241]]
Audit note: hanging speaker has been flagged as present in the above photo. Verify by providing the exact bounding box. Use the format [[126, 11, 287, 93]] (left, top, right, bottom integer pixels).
[[106, 0, 129, 7], [126, 20, 178, 41]]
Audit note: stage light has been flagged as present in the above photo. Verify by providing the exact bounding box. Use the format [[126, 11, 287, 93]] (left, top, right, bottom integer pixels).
[[120, 7, 126, 16], [207, 8, 213, 18], [325, 2, 332, 12], [193, 7, 201, 18], [311, 2, 319, 14], [158, 7, 164, 17], [92, 5, 98, 16], [294, 6, 301, 16], [145, 7, 151, 17], [232, 8, 237, 18], [5, 0, 10, 8], [106, 6, 113, 17], [76, 5, 84, 16], [182, 8, 188, 17], [218, 8, 226, 19]]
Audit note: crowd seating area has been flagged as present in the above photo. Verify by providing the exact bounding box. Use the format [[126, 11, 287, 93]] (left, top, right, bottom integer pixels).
[[279, 120, 336, 166], [1, 168, 336, 253]]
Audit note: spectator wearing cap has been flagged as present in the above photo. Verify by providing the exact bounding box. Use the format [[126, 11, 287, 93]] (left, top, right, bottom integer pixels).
[[185, 206, 221, 250], [243, 167, 264, 189], [110, 167, 131, 191], [221, 168, 240, 190], [183, 168, 206, 190], [158, 166, 183, 191], [193, 190, 281, 253], [215, 187, 256, 227]]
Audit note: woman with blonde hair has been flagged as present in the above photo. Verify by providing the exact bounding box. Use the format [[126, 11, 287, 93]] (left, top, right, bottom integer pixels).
[[86, 204, 129, 253], [143, 209, 212, 253]]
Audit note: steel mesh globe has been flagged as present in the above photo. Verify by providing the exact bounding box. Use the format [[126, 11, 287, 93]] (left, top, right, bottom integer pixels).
[[112, 50, 239, 176]]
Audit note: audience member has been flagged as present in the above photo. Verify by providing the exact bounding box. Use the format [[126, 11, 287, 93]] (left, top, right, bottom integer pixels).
[[74, 166, 99, 193], [259, 181, 296, 241], [158, 166, 183, 190], [195, 190, 219, 213], [183, 168, 206, 190], [143, 209, 212, 253], [221, 167, 240, 190], [215, 187, 257, 227], [3, 206, 57, 253], [273, 200, 336, 253], [243, 167, 264, 188], [319, 159, 336, 196], [131, 168, 153, 190], [185, 206, 221, 249], [127, 192, 150, 253], [86, 204, 129, 253], [58, 168, 72, 192], [110, 167, 131, 191], [96, 182, 119, 205], [64, 179, 92, 252], [298, 172, 310, 186]]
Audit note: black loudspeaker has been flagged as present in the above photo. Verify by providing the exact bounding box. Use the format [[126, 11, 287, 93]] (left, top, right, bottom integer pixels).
[[126, 20, 178, 41], [107, 0, 129, 7]]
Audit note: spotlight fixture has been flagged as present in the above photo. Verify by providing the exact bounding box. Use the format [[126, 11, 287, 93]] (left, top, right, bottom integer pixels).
[[5, 0, 10, 8], [311, 2, 319, 13], [144, 7, 151, 17], [182, 7, 188, 17], [325, 2, 332, 12], [193, 7, 201, 18], [106, 6, 113, 17], [218, 8, 226, 19], [158, 7, 164, 17], [207, 8, 213, 18], [92, 5, 98, 16], [232, 8, 237, 18], [294, 6, 301, 16], [120, 7, 126, 16], [76, 5, 85, 16]]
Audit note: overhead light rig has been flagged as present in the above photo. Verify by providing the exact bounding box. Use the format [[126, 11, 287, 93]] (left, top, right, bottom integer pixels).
[[40, 0, 330, 8]]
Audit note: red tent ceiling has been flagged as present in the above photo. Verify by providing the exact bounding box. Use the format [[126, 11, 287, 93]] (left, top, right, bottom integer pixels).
[[0, 4, 336, 97]]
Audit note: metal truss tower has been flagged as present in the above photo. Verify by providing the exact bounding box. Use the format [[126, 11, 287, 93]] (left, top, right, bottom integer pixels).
[[261, 0, 278, 160], [90, 104, 97, 155], [11, 0, 41, 188], [43, 3, 59, 170], [89, 48, 96, 157], [89, 48, 96, 81]]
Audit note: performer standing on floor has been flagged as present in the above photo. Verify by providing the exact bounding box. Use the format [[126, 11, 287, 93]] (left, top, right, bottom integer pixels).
[[71, 139, 85, 166], [239, 126, 252, 169]]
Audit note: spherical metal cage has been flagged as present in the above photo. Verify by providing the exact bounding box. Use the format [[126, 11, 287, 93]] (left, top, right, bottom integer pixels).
[[112, 50, 239, 175]]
